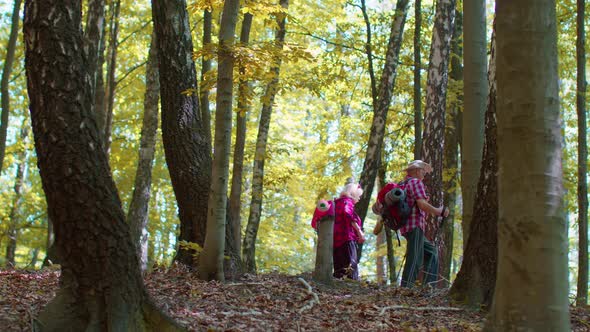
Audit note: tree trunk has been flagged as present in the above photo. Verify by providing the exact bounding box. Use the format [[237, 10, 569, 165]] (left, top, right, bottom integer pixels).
[[460, 0, 486, 250], [103, 0, 120, 156], [4, 125, 28, 268], [420, 0, 455, 241], [486, 1, 570, 329], [83, 0, 105, 114], [23, 1, 182, 329], [200, 9, 212, 146], [127, 31, 160, 275], [575, 0, 588, 307], [199, 0, 241, 282], [243, 0, 289, 274], [450, 25, 497, 309], [356, 0, 410, 262], [440, 8, 462, 286], [413, 0, 422, 160], [313, 216, 334, 285], [0, 0, 23, 173], [227, 11, 254, 275], [152, 0, 212, 267]]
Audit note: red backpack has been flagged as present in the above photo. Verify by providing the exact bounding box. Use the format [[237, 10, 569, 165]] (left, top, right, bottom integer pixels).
[[372, 180, 412, 243]]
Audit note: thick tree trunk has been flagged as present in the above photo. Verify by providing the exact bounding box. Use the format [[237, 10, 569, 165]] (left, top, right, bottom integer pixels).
[[486, 1, 570, 330], [152, 0, 212, 267], [460, 0, 486, 249], [227, 12, 254, 276], [313, 216, 334, 285], [103, 0, 120, 156], [23, 1, 181, 329], [199, 0, 241, 282], [127, 32, 160, 274], [575, 0, 588, 307], [420, 0, 455, 241], [413, 0, 422, 160], [0, 0, 22, 173], [450, 26, 497, 309], [4, 126, 28, 268], [243, 0, 289, 274], [356, 0, 409, 231], [440, 8, 462, 285]]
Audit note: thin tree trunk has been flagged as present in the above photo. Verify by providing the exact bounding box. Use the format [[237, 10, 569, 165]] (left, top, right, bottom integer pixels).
[[0, 0, 23, 173], [5, 126, 28, 268], [420, 0, 455, 241], [152, 0, 212, 267], [460, 0, 486, 249], [450, 25, 497, 309], [23, 1, 182, 329], [200, 9, 212, 146], [199, 0, 241, 282], [575, 0, 588, 307], [360, 0, 377, 108], [356, 0, 410, 261], [227, 11, 254, 273], [313, 214, 334, 285], [103, 0, 121, 156], [440, 8, 462, 286], [83, 0, 106, 113], [127, 32, 160, 275], [486, 1, 570, 329], [413, 0, 422, 160], [243, 0, 289, 274]]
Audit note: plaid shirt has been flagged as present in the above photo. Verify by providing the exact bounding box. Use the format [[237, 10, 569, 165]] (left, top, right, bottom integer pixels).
[[398, 175, 428, 236], [333, 196, 362, 248]]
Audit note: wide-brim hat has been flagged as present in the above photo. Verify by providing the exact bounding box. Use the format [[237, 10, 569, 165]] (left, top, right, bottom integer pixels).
[[404, 160, 433, 173]]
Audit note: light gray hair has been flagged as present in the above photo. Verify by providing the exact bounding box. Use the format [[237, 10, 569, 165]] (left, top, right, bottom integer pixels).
[[340, 183, 363, 201]]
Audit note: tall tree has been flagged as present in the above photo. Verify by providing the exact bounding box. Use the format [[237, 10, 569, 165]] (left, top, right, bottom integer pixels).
[[127, 32, 160, 274], [103, 0, 121, 155], [420, 0, 456, 240], [487, 1, 570, 329], [413, 0, 422, 160], [575, 0, 588, 307], [200, 9, 212, 146], [199, 0, 241, 281], [228, 11, 254, 271], [440, 8, 462, 284], [83, 0, 106, 112], [23, 0, 181, 329], [0, 0, 23, 173], [243, 0, 289, 273], [450, 25, 497, 309], [4, 126, 29, 267], [152, 0, 212, 266], [356, 0, 410, 235], [460, 0, 486, 249]]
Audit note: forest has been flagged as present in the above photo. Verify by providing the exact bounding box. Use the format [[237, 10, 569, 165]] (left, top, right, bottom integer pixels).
[[0, 0, 588, 330]]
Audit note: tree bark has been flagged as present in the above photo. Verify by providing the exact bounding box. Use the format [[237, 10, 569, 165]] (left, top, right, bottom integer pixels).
[[413, 0, 422, 160], [127, 31, 160, 275], [450, 25, 497, 309], [83, 0, 106, 115], [420, 0, 455, 241], [199, 0, 241, 282], [575, 0, 588, 307], [313, 216, 334, 285], [460, 0, 486, 250], [486, 1, 570, 329], [23, 1, 182, 329], [200, 9, 212, 146], [0, 0, 23, 173], [243, 0, 289, 274], [356, 0, 410, 260], [103, 0, 120, 156], [152, 0, 212, 267], [227, 12, 254, 277]]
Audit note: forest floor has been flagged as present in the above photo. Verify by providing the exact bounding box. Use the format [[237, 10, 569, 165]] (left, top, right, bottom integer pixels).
[[1, 265, 589, 331]]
